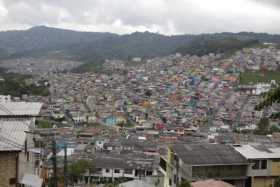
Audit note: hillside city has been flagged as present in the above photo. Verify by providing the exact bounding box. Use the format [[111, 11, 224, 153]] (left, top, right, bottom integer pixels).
[[0, 42, 280, 187]]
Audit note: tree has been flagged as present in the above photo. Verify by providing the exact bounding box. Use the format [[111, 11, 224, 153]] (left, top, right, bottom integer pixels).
[[177, 181, 192, 187], [270, 125, 280, 133], [69, 159, 94, 184], [36, 119, 53, 129], [255, 87, 280, 110], [255, 117, 270, 135]]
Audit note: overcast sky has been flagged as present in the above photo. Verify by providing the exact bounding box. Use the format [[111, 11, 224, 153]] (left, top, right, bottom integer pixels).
[[0, 0, 280, 34]]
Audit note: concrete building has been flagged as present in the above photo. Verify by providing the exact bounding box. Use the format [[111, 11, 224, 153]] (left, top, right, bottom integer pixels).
[[160, 144, 248, 187], [84, 155, 160, 184], [0, 101, 43, 186], [0, 141, 21, 187], [234, 144, 280, 187]]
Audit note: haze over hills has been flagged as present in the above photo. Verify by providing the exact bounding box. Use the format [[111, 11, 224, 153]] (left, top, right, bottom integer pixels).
[[0, 26, 280, 64]]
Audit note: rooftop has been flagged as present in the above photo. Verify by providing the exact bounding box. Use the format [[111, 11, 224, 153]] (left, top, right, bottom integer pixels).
[[0, 139, 21, 152], [234, 144, 280, 159], [0, 119, 32, 147], [173, 144, 247, 166], [0, 102, 43, 116]]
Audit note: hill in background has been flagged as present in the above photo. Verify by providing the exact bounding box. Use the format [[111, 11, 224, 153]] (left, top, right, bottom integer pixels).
[[0, 26, 280, 72]]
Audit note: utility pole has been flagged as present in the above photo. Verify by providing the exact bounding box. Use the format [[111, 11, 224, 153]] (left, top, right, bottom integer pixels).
[[64, 144, 68, 187], [52, 139, 58, 187]]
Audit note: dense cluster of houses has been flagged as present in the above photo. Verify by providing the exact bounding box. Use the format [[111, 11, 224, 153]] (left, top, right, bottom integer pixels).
[[0, 45, 280, 187]]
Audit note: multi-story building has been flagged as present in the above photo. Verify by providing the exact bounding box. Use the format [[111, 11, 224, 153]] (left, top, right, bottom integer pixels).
[[0, 141, 21, 187], [234, 144, 280, 187], [160, 144, 248, 187], [0, 100, 43, 186], [84, 154, 161, 185]]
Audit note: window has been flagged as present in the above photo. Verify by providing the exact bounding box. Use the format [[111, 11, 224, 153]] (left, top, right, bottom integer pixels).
[[9, 178, 16, 185], [160, 157, 167, 171], [114, 169, 120, 173], [261, 160, 267, 169], [252, 160, 260, 170], [124, 169, 133, 174], [146, 170, 153, 176], [105, 169, 110, 173], [252, 160, 267, 170]]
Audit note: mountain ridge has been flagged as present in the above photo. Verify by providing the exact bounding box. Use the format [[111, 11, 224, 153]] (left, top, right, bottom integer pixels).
[[0, 26, 279, 63]]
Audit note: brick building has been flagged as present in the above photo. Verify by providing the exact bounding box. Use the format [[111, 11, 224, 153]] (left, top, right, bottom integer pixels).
[[0, 141, 21, 187]]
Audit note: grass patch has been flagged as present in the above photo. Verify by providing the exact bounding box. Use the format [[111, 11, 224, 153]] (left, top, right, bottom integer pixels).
[[36, 120, 53, 128], [239, 70, 280, 85]]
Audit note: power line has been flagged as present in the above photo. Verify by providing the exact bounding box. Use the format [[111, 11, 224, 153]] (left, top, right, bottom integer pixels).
[[64, 144, 68, 187], [52, 139, 58, 187]]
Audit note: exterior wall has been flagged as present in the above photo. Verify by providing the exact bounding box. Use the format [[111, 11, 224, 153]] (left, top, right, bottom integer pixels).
[[0, 152, 19, 187], [101, 168, 124, 178], [252, 177, 274, 187], [178, 159, 192, 181], [191, 165, 247, 180], [247, 159, 271, 177], [93, 168, 155, 179], [271, 160, 280, 176], [18, 151, 38, 180]]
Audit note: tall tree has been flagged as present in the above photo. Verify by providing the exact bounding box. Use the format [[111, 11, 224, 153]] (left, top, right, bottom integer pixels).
[[255, 87, 280, 110], [68, 159, 94, 185]]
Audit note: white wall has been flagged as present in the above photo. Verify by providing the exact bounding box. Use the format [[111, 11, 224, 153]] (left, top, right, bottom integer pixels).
[[247, 159, 271, 177]]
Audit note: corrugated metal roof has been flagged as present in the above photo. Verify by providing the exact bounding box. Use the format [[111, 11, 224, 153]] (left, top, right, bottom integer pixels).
[[0, 102, 43, 116], [234, 144, 280, 159], [0, 120, 31, 146], [0, 119, 32, 151], [173, 144, 247, 166], [0, 140, 21, 151]]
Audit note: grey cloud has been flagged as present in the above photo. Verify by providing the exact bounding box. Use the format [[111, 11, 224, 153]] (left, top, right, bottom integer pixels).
[[0, 0, 280, 34]]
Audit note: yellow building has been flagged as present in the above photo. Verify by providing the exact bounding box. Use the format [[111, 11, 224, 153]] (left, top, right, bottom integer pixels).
[[0, 144, 21, 187]]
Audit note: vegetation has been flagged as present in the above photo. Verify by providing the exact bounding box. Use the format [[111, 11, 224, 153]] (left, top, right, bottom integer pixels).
[[175, 37, 259, 56], [255, 117, 270, 135], [271, 112, 280, 119], [270, 125, 280, 133], [117, 121, 134, 128], [0, 71, 49, 97], [72, 60, 105, 73], [256, 86, 280, 110], [69, 159, 95, 184], [36, 119, 53, 129], [239, 70, 280, 85], [177, 181, 192, 187], [1, 27, 280, 73]]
